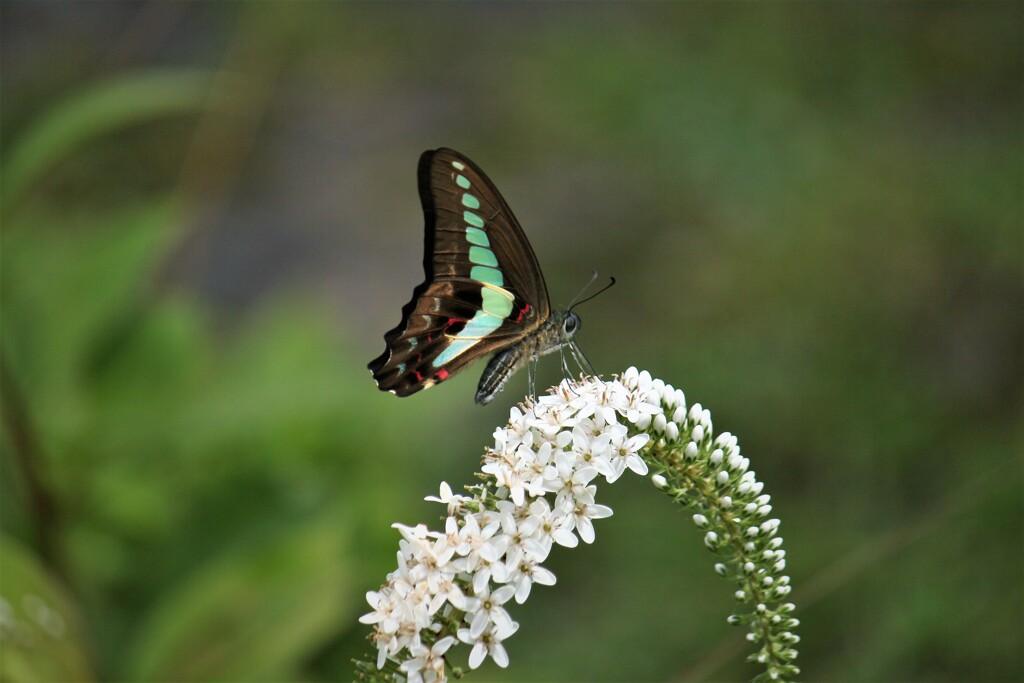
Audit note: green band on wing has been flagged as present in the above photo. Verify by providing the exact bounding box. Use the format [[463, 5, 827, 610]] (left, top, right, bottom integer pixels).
[[456, 174, 471, 189], [469, 246, 498, 267], [464, 211, 484, 228], [462, 193, 480, 209], [432, 312, 502, 366], [481, 288, 513, 318], [466, 227, 489, 247], [471, 266, 503, 286]]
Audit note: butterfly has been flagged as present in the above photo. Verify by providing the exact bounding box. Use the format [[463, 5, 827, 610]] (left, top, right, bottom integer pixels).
[[368, 148, 601, 405]]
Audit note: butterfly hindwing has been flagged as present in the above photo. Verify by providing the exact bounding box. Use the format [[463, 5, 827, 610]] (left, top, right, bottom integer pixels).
[[369, 148, 551, 397]]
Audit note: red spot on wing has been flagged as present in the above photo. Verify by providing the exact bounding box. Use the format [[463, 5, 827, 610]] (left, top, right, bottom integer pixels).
[[436, 369, 450, 381], [445, 317, 467, 334], [413, 370, 424, 382], [513, 302, 531, 324]]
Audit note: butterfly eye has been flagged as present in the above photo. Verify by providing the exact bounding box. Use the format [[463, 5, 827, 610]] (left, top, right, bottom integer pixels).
[[563, 314, 580, 335]]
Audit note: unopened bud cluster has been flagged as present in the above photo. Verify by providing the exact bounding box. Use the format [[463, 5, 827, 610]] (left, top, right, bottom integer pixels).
[[633, 368, 799, 682]]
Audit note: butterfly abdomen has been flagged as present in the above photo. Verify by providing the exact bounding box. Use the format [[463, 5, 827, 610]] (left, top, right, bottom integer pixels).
[[475, 344, 529, 405], [474, 314, 567, 405]]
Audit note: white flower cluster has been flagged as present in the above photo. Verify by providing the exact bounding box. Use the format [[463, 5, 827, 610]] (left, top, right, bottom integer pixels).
[[360, 369, 664, 682]]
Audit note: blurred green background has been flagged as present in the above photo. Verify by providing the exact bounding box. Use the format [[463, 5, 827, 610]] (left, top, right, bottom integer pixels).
[[2, 3, 1021, 682]]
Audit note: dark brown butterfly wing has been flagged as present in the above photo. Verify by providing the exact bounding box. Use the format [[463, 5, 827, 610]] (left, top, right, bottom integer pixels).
[[368, 148, 550, 397]]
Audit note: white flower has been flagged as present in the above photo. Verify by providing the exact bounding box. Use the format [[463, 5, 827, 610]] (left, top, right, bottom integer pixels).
[[424, 482, 466, 515], [527, 497, 578, 551], [545, 450, 598, 506], [458, 619, 519, 669], [539, 378, 594, 414], [570, 496, 613, 544], [482, 451, 531, 506], [570, 425, 617, 480], [624, 393, 661, 424], [467, 584, 516, 638], [427, 568, 469, 614], [605, 431, 650, 482], [493, 554, 557, 604], [529, 401, 578, 436], [492, 500, 547, 569], [455, 512, 499, 559], [519, 441, 559, 499], [400, 636, 456, 683], [587, 383, 623, 426]]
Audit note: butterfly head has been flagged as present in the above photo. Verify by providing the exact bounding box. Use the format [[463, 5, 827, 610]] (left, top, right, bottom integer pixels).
[[560, 311, 581, 342]]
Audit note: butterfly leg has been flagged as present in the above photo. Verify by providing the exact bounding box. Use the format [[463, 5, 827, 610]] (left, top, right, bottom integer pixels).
[[559, 343, 570, 380], [569, 340, 596, 378], [527, 354, 539, 402], [559, 344, 583, 396]]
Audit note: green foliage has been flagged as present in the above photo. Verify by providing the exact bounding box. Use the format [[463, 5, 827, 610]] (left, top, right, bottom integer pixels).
[[0, 535, 94, 683], [2, 70, 216, 210], [1, 65, 417, 682], [125, 508, 353, 682]]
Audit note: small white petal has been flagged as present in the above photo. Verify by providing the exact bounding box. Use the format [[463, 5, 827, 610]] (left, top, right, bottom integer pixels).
[[469, 642, 487, 669], [491, 642, 510, 668], [577, 518, 596, 543]]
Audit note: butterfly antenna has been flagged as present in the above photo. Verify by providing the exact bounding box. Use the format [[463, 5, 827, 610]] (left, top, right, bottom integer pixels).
[[568, 274, 616, 312], [566, 270, 599, 309]]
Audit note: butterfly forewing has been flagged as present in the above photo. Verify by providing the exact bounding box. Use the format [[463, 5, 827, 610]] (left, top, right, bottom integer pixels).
[[368, 148, 551, 397]]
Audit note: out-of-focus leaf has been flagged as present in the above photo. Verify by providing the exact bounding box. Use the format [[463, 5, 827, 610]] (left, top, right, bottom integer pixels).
[[2, 200, 180, 433], [1, 69, 216, 210], [123, 506, 354, 682], [0, 535, 94, 683]]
